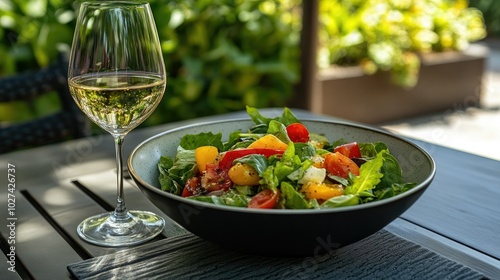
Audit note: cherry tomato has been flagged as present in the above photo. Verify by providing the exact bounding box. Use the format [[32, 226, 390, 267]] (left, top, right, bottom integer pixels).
[[248, 189, 280, 209], [324, 152, 360, 178], [182, 177, 201, 197], [286, 123, 310, 143], [334, 142, 361, 158], [200, 163, 233, 192]]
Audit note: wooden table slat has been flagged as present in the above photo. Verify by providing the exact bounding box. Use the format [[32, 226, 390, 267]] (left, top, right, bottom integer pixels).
[[386, 219, 500, 278], [67, 229, 486, 280], [0, 252, 22, 280], [18, 180, 120, 258], [0, 191, 83, 279], [74, 169, 188, 236], [22, 170, 187, 258], [401, 141, 500, 259]]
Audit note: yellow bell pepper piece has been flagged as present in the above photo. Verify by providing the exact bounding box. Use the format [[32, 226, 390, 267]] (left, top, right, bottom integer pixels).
[[195, 146, 219, 172], [247, 134, 288, 150], [300, 182, 344, 201], [228, 163, 261, 186]]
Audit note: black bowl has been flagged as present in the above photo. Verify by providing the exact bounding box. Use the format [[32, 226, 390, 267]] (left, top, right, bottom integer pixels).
[[128, 119, 435, 256]]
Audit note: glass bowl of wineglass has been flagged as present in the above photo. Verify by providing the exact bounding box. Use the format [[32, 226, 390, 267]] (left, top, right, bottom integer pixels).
[[67, 0, 166, 247]]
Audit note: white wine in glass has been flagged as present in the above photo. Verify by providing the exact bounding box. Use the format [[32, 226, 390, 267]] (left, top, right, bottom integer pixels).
[[68, 1, 166, 247]]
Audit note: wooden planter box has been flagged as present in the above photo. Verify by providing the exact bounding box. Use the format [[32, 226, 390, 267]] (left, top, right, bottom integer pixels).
[[311, 44, 489, 124]]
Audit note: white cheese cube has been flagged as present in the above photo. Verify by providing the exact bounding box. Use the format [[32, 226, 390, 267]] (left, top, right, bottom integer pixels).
[[298, 166, 326, 185]]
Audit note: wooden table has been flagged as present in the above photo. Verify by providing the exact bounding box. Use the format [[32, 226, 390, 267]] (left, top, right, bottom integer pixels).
[[1, 108, 499, 279]]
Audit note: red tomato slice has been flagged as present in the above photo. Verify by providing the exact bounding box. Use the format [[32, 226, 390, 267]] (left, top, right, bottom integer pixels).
[[286, 123, 310, 143], [248, 189, 280, 209], [324, 152, 360, 178], [334, 142, 361, 158]]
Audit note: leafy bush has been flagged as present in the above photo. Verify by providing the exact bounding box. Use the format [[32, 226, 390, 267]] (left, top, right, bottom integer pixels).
[[0, 0, 301, 126], [147, 0, 301, 125], [469, 0, 500, 37], [317, 0, 487, 88], [0, 0, 76, 75]]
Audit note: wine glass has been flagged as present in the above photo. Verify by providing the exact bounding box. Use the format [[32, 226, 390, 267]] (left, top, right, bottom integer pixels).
[[68, 1, 166, 247]]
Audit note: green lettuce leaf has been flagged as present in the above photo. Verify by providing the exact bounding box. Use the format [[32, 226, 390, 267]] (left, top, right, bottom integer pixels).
[[158, 148, 197, 194], [281, 182, 311, 209], [344, 150, 386, 195], [267, 120, 291, 143], [274, 143, 302, 182], [377, 151, 403, 189], [262, 166, 279, 190], [320, 194, 359, 208], [261, 143, 303, 191], [359, 142, 389, 158], [294, 143, 317, 161], [246, 106, 301, 130], [279, 107, 301, 126], [246, 106, 270, 125], [234, 154, 269, 176], [158, 156, 183, 194], [374, 182, 417, 200], [225, 130, 247, 151], [189, 189, 250, 207], [180, 132, 224, 151]]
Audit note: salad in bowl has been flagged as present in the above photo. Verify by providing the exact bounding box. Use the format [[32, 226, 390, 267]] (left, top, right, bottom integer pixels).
[[157, 107, 416, 210], [128, 107, 435, 255]]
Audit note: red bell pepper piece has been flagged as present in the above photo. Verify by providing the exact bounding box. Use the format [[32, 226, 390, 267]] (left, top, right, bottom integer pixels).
[[219, 148, 285, 170]]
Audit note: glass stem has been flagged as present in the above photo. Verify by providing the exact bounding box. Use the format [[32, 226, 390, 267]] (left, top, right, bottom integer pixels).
[[114, 134, 128, 219]]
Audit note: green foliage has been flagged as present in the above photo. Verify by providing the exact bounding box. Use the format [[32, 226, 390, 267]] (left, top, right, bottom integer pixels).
[[0, 0, 76, 75], [147, 0, 301, 125], [0, 0, 77, 123], [0, 0, 301, 127], [318, 0, 487, 88], [469, 0, 500, 37]]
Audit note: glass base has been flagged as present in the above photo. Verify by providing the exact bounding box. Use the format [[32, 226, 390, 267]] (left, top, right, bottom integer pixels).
[[77, 210, 165, 247]]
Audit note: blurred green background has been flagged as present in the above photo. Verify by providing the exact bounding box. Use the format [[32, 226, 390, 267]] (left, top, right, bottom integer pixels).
[[0, 0, 497, 131], [0, 0, 302, 130], [318, 0, 488, 88]]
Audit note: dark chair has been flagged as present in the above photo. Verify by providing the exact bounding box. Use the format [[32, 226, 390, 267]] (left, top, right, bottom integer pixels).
[[0, 55, 90, 154]]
